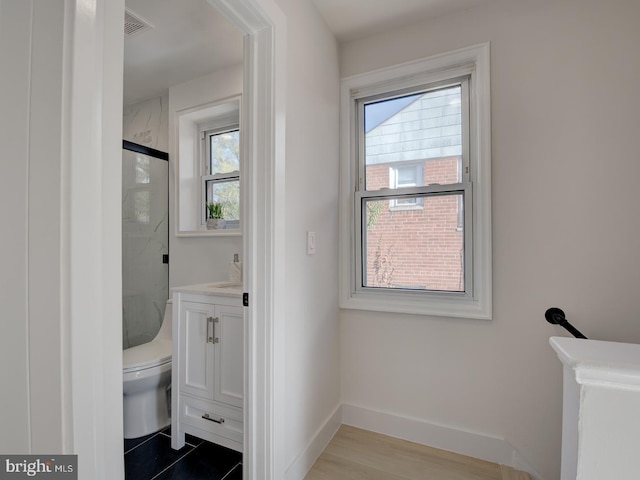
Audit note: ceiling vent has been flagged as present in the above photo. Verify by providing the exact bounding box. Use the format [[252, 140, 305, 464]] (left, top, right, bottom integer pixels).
[[124, 9, 153, 37]]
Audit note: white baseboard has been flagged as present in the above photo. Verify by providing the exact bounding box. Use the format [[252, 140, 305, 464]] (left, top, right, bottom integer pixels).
[[511, 449, 544, 480], [341, 403, 544, 480], [284, 402, 544, 480], [285, 404, 342, 480]]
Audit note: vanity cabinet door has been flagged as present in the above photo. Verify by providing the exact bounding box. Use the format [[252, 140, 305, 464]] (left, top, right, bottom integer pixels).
[[213, 305, 244, 408], [179, 301, 216, 401]]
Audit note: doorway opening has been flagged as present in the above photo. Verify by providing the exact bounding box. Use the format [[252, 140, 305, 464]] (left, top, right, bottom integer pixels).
[[118, 0, 286, 479]]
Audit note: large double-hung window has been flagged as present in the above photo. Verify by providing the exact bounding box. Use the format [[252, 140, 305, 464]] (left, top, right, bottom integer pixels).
[[358, 81, 469, 292], [340, 44, 492, 319]]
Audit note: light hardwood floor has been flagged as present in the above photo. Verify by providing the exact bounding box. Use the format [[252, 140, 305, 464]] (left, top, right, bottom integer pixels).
[[304, 426, 531, 480]]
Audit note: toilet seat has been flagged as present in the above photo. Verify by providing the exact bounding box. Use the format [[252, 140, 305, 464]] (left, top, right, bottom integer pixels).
[[123, 339, 172, 374]]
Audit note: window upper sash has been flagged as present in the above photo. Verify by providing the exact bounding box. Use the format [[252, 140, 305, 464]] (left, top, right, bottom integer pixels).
[[355, 77, 470, 193]]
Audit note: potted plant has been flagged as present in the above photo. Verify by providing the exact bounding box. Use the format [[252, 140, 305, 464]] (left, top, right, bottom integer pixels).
[[206, 202, 226, 230]]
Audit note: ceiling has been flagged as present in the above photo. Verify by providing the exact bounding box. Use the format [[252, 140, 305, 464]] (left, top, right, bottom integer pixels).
[[123, 0, 243, 104], [311, 0, 494, 42], [123, 0, 495, 105]]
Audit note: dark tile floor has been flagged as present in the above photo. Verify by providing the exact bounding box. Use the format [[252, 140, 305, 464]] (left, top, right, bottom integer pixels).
[[124, 427, 242, 480]]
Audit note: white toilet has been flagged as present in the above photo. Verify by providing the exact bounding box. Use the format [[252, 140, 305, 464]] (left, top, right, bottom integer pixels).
[[122, 299, 173, 439]]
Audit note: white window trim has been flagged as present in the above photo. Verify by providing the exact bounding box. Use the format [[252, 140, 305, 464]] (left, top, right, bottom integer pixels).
[[174, 95, 241, 236], [339, 43, 492, 320]]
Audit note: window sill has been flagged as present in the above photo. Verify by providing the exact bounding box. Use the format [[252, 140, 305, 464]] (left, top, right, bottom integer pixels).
[[339, 288, 492, 320]]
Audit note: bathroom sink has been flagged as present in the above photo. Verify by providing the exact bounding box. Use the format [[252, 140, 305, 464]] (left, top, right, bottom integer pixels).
[[206, 281, 243, 289]]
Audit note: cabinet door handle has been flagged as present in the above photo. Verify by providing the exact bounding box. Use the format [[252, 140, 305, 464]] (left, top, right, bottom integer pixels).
[[206, 317, 220, 344], [213, 317, 219, 344], [202, 413, 225, 424], [207, 317, 214, 343]]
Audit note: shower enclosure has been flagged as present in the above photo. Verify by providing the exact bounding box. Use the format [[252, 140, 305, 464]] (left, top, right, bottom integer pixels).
[[122, 141, 169, 349]]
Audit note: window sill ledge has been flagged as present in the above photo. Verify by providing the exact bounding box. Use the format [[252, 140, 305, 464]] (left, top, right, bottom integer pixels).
[[339, 290, 492, 320]]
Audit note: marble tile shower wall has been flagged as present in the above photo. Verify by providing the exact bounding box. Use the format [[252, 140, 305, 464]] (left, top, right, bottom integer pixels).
[[122, 149, 169, 349], [122, 94, 170, 349], [123, 93, 169, 152]]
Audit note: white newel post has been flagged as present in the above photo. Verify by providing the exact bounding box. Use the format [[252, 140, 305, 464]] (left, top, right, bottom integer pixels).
[[550, 337, 640, 480]]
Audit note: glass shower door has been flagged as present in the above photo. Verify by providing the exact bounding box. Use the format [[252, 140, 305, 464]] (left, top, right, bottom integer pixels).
[[122, 146, 169, 349]]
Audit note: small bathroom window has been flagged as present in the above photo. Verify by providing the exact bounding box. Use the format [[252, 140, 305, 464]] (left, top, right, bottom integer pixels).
[[175, 95, 241, 235], [202, 127, 240, 229]]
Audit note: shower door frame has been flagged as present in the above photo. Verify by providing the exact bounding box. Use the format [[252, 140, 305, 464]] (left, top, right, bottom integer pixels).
[[121, 140, 170, 349]]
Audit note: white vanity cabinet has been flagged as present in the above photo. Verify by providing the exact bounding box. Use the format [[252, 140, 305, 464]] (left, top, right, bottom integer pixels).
[[171, 285, 243, 452]]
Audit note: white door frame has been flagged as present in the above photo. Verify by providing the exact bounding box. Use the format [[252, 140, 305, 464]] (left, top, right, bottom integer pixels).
[[209, 1, 287, 478], [63, 0, 286, 478]]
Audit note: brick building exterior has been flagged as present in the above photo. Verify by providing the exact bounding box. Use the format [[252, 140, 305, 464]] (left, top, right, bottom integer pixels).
[[363, 86, 465, 292]]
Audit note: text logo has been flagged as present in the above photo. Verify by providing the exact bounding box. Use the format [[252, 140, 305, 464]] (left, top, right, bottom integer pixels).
[[0, 456, 77, 479]]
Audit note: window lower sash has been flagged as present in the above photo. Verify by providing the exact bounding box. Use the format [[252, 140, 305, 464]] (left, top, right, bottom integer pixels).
[[355, 184, 472, 298]]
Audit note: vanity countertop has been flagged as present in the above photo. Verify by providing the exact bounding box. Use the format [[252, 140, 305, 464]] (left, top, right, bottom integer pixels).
[[172, 281, 242, 297]]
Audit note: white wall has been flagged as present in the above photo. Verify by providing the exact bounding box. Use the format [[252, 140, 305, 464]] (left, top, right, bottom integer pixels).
[[0, 0, 38, 453], [0, 1, 125, 477], [0, 0, 76, 453], [339, 1, 640, 479], [273, 0, 342, 477], [168, 66, 243, 288]]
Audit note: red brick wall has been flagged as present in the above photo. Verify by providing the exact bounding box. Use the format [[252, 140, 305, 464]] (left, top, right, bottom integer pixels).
[[364, 157, 464, 291]]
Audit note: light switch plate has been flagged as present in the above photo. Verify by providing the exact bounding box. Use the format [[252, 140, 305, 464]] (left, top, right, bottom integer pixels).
[[307, 231, 316, 255]]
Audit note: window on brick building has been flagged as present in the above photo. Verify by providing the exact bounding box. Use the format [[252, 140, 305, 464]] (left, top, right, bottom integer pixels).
[[339, 44, 492, 319], [360, 82, 468, 292], [389, 163, 424, 208]]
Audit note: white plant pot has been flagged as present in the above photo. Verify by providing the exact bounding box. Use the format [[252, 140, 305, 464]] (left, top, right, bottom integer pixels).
[[206, 219, 226, 230]]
